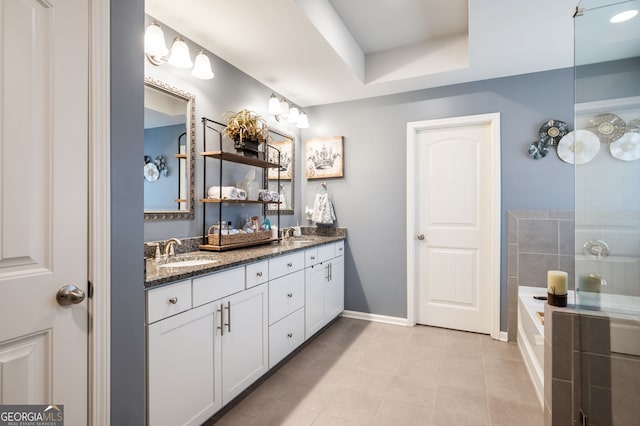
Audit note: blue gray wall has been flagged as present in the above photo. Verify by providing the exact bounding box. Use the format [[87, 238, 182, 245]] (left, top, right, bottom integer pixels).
[[302, 68, 576, 329], [111, 0, 145, 424]]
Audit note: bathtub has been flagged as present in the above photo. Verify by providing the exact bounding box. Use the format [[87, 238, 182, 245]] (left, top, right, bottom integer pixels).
[[518, 285, 640, 409], [517, 286, 547, 408]]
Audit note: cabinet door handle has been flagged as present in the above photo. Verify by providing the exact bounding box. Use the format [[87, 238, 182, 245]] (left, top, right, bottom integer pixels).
[[310, 256, 316, 260], [256, 271, 263, 277], [225, 301, 231, 333], [329, 263, 332, 281], [287, 262, 293, 268], [287, 293, 293, 298], [168, 297, 178, 304], [325, 264, 330, 281], [217, 303, 224, 336], [287, 333, 293, 338]]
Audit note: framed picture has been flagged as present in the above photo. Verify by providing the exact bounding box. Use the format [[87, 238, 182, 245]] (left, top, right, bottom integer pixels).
[[305, 136, 344, 179], [267, 139, 293, 180]]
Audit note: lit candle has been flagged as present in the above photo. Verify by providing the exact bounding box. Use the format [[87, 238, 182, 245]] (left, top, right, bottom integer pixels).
[[547, 270, 568, 295]]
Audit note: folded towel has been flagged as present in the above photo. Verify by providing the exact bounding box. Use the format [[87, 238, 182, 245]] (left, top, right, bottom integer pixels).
[[208, 186, 238, 200], [236, 189, 247, 200], [258, 190, 272, 202]]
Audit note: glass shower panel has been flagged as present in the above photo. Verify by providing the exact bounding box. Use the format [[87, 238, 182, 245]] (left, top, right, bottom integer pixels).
[[575, 1, 640, 425]]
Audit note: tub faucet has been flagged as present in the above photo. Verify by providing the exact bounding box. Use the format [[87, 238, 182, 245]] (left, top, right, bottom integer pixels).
[[164, 238, 182, 257]]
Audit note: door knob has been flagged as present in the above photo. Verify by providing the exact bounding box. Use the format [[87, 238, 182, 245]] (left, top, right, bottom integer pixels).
[[417, 234, 426, 241], [56, 285, 86, 306]]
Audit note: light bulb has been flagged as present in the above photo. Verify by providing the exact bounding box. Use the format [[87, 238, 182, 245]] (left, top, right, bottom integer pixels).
[[296, 111, 309, 129], [168, 38, 193, 69], [144, 22, 168, 60], [279, 99, 290, 118], [192, 51, 214, 79], [268, 94, 282, 115], [288, 106, 300, 123], [610, 9, 638, 23]]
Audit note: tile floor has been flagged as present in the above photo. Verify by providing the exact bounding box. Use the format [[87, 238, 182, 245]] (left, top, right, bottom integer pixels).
[[211, 317, 543, 425]]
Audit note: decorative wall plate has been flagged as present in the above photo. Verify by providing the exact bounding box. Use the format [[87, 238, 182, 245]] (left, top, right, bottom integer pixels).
[[557, 130, 600, 164], [627, 118, 640, 133], [539, 119, 569, 146], [144, 162, 160, 182], [609, 132, 640, 161], [586, 113, 626, 143], [528, 140, 549, 159]]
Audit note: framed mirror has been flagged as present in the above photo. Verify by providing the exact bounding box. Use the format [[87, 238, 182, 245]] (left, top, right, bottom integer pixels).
[[265, 125, 295, 215], [144, 76, 195, 220]]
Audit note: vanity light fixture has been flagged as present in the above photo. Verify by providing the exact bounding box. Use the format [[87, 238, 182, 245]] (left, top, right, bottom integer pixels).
[[268, 94, 310, 128], [144, 21, 214, 80], [610, 9, 638, 23]]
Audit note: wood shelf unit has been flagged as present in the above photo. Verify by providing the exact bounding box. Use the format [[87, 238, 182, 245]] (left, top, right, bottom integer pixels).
[[199, 117, 281, 252]]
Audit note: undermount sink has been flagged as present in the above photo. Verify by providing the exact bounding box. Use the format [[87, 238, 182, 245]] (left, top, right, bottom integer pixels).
[[158, 258, 219, 268]]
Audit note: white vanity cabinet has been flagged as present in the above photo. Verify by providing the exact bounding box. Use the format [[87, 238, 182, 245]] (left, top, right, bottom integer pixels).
[[218, 283, 268, 404], [146, 239, 344, 425], [147, 284, 221, 426], [305, 241, 345, 338]]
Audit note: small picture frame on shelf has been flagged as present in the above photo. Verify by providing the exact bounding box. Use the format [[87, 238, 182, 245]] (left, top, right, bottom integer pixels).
[[305, 136, 343, 179]]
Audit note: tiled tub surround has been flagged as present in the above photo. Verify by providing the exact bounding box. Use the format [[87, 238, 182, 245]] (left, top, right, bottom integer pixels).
[[507, 210, 575, 342], [144, 227, 347, 287]]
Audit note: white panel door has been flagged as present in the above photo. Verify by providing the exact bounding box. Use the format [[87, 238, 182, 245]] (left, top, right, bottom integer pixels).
[[0, 0, 89, 423], [416, 123, 492, 333]]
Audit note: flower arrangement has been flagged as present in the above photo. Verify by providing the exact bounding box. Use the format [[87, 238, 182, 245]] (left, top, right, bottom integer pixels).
[[223, 109, 269, 143]]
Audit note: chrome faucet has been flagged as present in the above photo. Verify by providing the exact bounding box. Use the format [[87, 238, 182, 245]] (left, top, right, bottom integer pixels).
[[164, 238, 182, 257], [281, 227, 294, 239]]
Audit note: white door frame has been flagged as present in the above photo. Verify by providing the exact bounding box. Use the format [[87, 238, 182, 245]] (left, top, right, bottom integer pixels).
[[406, 113, 501, 340], [89, 0, 111, 424]]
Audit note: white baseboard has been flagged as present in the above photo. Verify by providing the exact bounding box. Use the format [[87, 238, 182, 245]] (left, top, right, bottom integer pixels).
[[341, 310, 409, 326], [498, 331, 508, 342]]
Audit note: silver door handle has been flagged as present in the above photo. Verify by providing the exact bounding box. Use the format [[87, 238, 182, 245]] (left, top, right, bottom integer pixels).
[[225, 301, 231, 333], [417, 234, 425, 241], [56, 285, 86, 306]]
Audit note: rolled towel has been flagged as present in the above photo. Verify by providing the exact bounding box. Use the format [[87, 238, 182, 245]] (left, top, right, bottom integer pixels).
[[269, 191, 280, 202], [258, 190, 272, 202], [208, 186, 238, 200], [236, 189, 247, 200]]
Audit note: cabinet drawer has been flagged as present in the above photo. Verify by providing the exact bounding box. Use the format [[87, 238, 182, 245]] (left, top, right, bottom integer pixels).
[[246, 260, 269, 289], [317, 243, 336, 263], [147, 280, 192, 324], [304, 247, 319, 267], [268, 270, 304, 325], [269, 251, 304, 279], [269, 307, 305, 368], [193, 267, 244, 307], [335, 241, 344, 257]]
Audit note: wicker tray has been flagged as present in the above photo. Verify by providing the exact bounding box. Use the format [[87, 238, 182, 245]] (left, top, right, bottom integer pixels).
[[207, 226, 271, 246]]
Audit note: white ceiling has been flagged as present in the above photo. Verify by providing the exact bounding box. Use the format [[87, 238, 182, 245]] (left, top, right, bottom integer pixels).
[[146, 0, 579, 107]]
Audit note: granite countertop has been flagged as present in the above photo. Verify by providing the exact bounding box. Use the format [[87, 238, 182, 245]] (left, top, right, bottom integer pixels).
[[145, 229, 346, 289]]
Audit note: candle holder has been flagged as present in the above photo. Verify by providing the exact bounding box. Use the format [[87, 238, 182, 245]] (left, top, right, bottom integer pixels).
[[548, 292, 567, 307]]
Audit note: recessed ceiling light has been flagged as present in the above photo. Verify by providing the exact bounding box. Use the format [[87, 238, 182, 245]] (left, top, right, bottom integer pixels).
[[610, 9, 638, 23]]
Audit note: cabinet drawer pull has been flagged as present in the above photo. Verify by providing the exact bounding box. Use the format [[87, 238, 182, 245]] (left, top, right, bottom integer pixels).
[[287, 333, 293, 338], [310, 256, 316, 260], [338, 247, 343, 252], [168, 297, 178, 304], [287, 293, 293, 298], [287, 262, 293, 268], [217, 303, 224, 336], [256, 271, 263, 277], [224, 301, 231, 333]]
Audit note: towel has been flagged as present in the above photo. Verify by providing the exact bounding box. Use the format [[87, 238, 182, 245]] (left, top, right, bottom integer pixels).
[[208, 186, 238, 200], [236, 189, 247, 200], [312, 193, 337, 225]]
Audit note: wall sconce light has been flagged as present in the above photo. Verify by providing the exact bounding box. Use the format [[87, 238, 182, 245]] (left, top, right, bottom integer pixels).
[[268, 93, 310, 128], [144, 21, 214, 80]]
